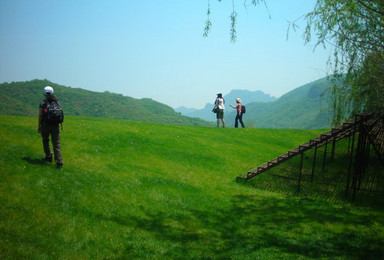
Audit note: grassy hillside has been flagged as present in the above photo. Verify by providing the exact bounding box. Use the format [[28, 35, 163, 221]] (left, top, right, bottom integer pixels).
[[1, 115, 384, 259], [227, 77, 334, 129], [0, 79, 212, 127]]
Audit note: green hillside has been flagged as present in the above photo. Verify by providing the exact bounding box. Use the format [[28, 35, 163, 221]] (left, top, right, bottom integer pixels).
[[1, 115, 383, 259], [226, 77, 334, 129], [0, 79, 212, 127]]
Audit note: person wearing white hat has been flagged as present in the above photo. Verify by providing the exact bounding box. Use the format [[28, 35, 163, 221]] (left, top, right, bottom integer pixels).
[[214, 93, 225, 127], [230, 98, 245, 128], [38, 86, 64, 168]]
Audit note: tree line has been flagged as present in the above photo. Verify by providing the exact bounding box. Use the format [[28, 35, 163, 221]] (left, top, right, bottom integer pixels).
[[0, 79, 213, 127]]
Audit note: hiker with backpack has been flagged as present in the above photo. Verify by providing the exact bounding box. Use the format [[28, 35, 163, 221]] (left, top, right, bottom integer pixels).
[[38, 86, 64, 168], [230, 98, 245, 128], [214, 93, 225, 128]]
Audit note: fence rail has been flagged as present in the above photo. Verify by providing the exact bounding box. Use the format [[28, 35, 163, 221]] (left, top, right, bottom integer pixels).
[[237, 112, 384, 201]]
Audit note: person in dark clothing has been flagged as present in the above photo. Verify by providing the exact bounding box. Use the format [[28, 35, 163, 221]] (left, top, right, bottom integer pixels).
[[230, 98, 245, 128], [38, 86, 63, 168]]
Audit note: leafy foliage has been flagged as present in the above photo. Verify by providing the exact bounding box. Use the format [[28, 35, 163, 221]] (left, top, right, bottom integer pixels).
[[0, 79, 213, 127], [203, 0, 269, 42], [204, 0, 384, 123], [304, 0, 384, 123]]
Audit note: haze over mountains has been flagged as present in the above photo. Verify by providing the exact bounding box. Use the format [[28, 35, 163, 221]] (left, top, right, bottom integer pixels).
[[175, 90, 277, 122], [177, 77, 335, 129], [242, 77, 333, 129], [0, 77, 336, 129]]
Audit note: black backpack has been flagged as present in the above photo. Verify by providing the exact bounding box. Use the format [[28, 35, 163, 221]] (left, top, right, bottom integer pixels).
[[241, 105, 246, 114], [43, 101, 64, 124]]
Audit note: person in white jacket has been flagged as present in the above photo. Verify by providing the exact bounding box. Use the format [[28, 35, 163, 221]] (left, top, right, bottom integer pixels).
[[214, 93, 225, 128]]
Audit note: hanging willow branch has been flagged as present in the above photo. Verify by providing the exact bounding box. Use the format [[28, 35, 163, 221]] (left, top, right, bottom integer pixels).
[[230, 1, 237, 42], [203, 0, 268, 42], [203, 1, 212, 37]]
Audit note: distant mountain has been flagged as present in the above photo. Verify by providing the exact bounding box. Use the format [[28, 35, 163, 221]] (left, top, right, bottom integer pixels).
[[174, 106, 199, 115], [223, 89, 277, 105], [175, 90, 276, 122], [175, 103, 215, 122], [175, 76, 337, 129], [225, 77, 336, 129], [0, 79, 213, 127]]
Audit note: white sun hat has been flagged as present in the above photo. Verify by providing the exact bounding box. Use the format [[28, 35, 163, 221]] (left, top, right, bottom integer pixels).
[[43, 86, 54, 95]]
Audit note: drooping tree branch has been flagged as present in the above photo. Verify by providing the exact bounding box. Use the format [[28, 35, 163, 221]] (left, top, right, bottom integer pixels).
[[204, 0, 384, 122]]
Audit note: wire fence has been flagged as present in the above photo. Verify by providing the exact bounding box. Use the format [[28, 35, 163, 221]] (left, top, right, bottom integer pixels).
[[240, 113, 384, 207]]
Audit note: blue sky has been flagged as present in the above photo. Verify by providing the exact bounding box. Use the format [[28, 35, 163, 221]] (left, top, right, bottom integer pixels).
[[0, 0, 330, 109]]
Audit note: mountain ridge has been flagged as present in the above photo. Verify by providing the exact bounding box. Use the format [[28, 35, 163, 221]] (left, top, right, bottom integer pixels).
[[177, 76, 336, 129], [0, 77, 337, 129], [175, 89, 276, 122], [225, 77, 335, 129], [0, 79, 213, 127]]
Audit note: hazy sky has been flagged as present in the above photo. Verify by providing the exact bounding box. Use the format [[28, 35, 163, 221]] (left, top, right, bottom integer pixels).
[[0, 0, 331, 109]]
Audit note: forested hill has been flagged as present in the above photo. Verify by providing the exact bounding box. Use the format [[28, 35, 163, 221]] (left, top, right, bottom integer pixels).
[[232, 77, 335, 129], [175, 76, 336, 129], [0, 79, 212, 127]]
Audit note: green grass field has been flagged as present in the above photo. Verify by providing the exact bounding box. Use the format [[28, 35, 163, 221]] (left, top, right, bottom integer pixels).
[[1, 115, 383, 259]]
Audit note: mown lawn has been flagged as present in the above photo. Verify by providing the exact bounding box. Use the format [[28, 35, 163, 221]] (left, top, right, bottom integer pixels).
[[1, 115, 383, 259]]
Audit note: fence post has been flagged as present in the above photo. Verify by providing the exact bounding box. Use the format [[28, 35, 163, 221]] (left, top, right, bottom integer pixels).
[[322, 142, 328, 170], [311, 146, 318, 184], [352, 114, 370, 201], [345, 115, 358, 198], [331, 136, 336, 161], [297, 152, 304, 193]]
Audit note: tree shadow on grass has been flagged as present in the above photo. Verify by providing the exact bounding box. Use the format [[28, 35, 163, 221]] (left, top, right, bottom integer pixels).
[[215, 194, 384, 259], [71, 175, 384, 259]]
